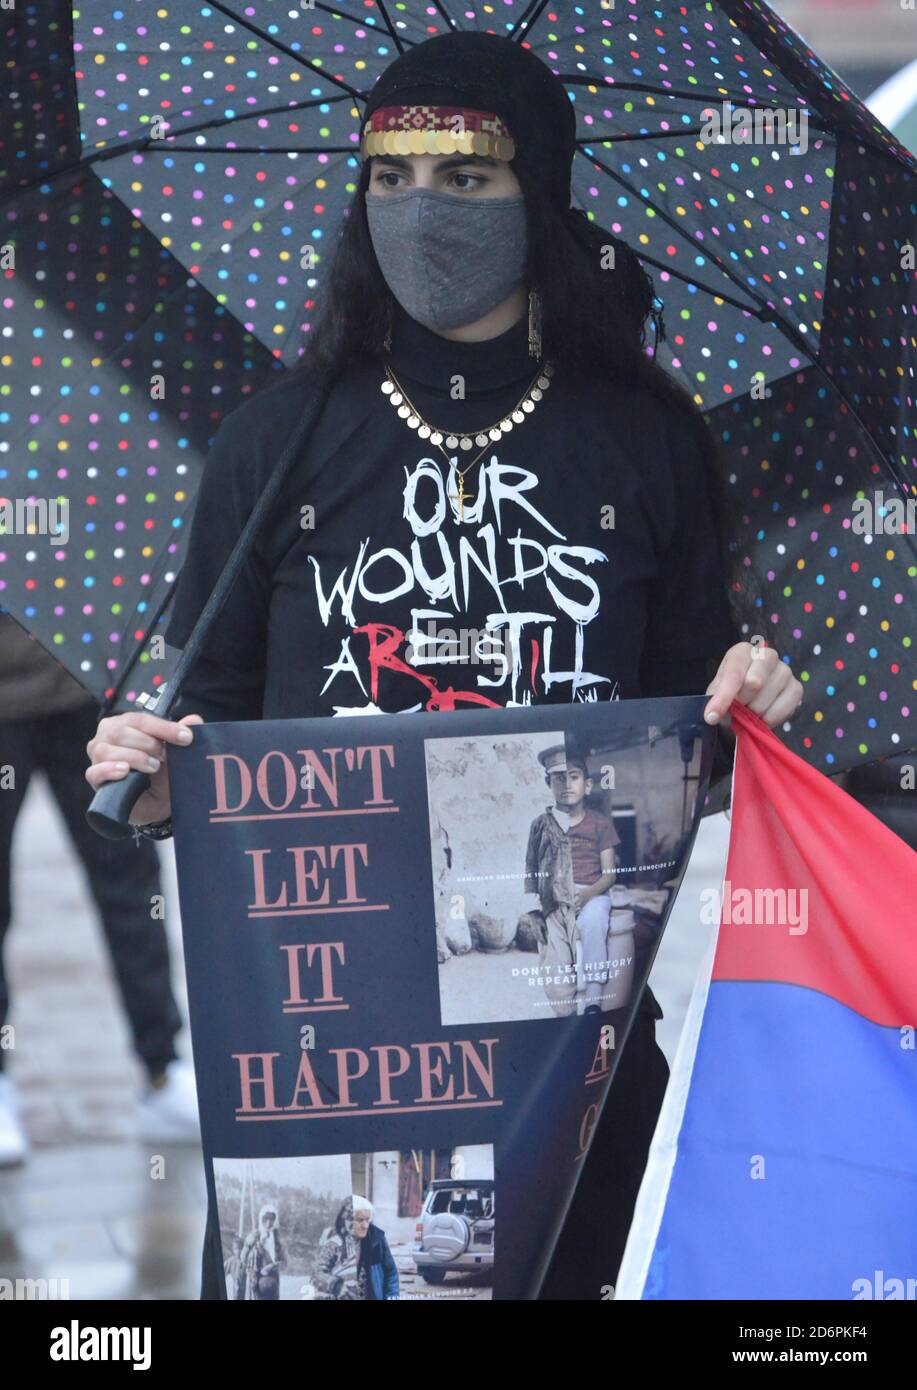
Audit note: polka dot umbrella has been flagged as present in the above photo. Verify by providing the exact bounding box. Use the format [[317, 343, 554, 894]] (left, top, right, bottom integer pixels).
[[1, 0, 914, 777]]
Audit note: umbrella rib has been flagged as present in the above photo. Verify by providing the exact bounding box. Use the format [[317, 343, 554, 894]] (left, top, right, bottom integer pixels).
[[561, 74, 834, 138], [428, 0, 461, 34], [583, 149, 810, 328], [0, 94, 363, 208], [582, 160, 896, 477], [576, 122, 833, 145], [256, 0, 418, 51], [310, 0, 393, 32], [160, 144, 355, 155], [201, 0, 368, 102], [147, 91, 356, 142], [373, 0, 408, 53], [509, 0, 551, 41], [580, 120, 833, 148], [559, 73, 818, 111], [577, 128, 712, 146], [626, 248, 767, 320]]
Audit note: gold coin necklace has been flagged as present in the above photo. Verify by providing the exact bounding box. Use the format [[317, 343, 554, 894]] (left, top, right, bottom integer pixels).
[[380, 358, 555, 522]]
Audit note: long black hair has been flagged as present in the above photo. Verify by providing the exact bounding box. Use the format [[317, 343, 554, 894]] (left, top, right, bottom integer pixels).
[[289, 156, 762, 636]]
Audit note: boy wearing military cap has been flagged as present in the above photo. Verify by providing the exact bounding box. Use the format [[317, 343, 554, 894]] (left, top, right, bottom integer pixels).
[[524, 741, 620, 1016]]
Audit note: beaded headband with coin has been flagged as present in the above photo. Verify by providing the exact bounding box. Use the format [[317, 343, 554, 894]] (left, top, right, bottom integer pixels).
[[360, 105, 517, 162]]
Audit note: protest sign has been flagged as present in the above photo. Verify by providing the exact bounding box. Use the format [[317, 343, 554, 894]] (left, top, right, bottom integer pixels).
[[170, 697, 717, 1300]]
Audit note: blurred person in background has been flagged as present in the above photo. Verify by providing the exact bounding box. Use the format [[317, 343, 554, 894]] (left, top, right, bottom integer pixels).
[[0, 612, 200, 1164]]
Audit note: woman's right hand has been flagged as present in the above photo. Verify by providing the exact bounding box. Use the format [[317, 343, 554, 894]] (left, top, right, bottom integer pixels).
[[85, 711, 204, 825]]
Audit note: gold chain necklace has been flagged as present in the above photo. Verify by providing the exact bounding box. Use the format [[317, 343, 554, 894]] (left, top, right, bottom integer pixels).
[[381, 358, 555, 521]]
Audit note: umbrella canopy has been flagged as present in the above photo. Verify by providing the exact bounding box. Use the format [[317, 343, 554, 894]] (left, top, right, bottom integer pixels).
[[1, 0, 914, 775]]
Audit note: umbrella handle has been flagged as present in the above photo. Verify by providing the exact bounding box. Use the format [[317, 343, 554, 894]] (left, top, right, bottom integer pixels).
[[86, 770, 152, 840]]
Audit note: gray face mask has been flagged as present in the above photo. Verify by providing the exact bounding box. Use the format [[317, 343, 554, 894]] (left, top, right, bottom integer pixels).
[[365, 187, 528, 333]]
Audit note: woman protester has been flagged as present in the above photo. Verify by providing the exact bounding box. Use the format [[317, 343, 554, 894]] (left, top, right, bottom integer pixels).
[[86, 32, 803, 1300]]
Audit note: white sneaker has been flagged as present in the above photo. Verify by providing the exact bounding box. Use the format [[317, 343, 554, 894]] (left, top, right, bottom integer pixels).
[[0, 1074, 29, 1167], [137, 1059, 202, 1145]]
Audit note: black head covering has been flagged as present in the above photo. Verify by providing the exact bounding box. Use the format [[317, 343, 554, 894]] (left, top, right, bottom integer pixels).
[[361, 31, 577, 210]]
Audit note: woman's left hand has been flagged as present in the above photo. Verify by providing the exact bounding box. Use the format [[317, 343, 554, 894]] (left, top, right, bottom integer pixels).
[[703, 641, 804, 731]]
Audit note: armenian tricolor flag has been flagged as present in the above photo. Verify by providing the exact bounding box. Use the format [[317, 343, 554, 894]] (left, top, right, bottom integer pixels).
[[617, 703, 917, 1301]]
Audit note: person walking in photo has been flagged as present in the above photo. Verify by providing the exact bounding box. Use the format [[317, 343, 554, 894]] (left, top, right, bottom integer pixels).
[[314, 1196, 399, 1302], [239, 1203, 285, 1301], [0, 614, 199, 1164], [314, 1196, 362, 1301], [351, 1196, 400, 1302], [224, 1235, 243, 1301]]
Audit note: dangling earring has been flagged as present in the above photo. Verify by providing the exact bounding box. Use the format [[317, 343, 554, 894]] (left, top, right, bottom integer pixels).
[[528, 287, 543, 360], [382, 296, 394, 354]]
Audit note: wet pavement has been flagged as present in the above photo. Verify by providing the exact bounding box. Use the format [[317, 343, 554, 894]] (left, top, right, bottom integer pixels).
[[0, 772, 730, 1301]]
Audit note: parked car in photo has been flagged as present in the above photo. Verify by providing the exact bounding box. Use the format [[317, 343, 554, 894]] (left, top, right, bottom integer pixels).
[[413, 1178, 495, 1284]]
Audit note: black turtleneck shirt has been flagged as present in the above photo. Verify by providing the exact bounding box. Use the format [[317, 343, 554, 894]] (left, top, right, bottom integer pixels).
[[165, 305, 739, 725]]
